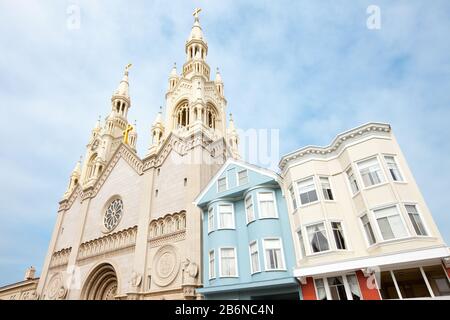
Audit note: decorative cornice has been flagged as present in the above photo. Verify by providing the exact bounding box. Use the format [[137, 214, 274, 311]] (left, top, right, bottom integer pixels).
[[149, 230, 186, 248], [279, 122, 391, 171], [58, 185, 81, 212]]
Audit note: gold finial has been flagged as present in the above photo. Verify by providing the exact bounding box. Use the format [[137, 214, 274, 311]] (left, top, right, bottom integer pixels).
[[193, 8, 202, 20], [123, 124, 134, 144]]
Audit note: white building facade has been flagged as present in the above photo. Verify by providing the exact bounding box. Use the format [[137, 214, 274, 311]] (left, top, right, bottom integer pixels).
[[280, 123, 450, 300]]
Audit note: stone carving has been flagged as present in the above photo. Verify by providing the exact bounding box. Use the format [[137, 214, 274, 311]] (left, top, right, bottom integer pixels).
[[182, 258, 199, 286], [46, 273, 67, 300], [130, 271, 142, 288], [50, 248, 72, 268], [153, 245, 180, 287]]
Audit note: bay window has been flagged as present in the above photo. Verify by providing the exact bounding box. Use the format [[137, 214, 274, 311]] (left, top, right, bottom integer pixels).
[[245, 195, 255, 223], [218, 204, 234, 229], [249, 241, 260, 274], [258, 192, 277, 218], [361, 214, 376, 245], [320, 177, 334, 200], [208, 250, 215, 279], [220, 248, 237, 277], [208, 207, 214, 232], [307, 223, 330, 253], [384, 156, 404, 182], [331, 221, 347, 250], [405, 204, 427, 236]]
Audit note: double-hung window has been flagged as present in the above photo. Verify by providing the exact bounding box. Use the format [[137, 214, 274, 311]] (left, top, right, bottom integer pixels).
[[384, 156, 404, 182], [238, 170, 248, 185], [405, 204, 427, 236], [289, 186, 297, 210], [297, 178, 318, 205], [307, 223, 330, 253], [258, 192, 277, 218], [361, 214, 376, 245], [220, 248, 237, 277], [263, 239, 285, 270], [208, 250, 215, 279], [358, 157, 385, 188], [331, 221, 347, 250], [347, 168, 359, 195], [374, 206, 408, 240], [218, 204, 234, 229], [314, 274, 362, 300], [320, 177, 334, 200], [245, 195, 255, 223], [217, 177, 227, 192], [249, 241, 260, 273], [208, 207, 214, 232]]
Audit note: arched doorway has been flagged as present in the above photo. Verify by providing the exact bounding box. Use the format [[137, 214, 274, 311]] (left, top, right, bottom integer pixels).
[[82, 263, 118, 300]]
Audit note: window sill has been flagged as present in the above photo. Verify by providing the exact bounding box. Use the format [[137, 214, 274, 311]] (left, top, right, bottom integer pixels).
[[219, 276, 239, 279], [351, 191, 361, 198], [250, 271, 262, 275], [258, 216, 279, 221], [392, 180, 408, 185], [264, 268, 287, 272], [217, 227, 236, 231], [366, 235, 437, 251]]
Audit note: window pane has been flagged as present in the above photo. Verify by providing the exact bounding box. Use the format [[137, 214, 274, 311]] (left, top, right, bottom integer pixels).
[[385, 156, 403, 182], [209, 251, 215, 278], [320, 177, 334, 200], [245, 196, 255, 223], [218, 178, 227, 192], [238, 170, 248, 185], [259, 193, 276, 218], [314, 279, 327, 300], [423, 265, 450, 296], [221, 249, 236, 277], [208, 208, 214, 231], [379, 271, 399, 299], [327, 277, 348, 300], [219, 205, 233, 228], [405, 205, 427, 236], [249, 242, 260, 273], [289, 186, 297, 210], [332, 222, 346, 250], [358, 158, 385, 187], [297, 231, 306, 258], [374, 206, 408, 240], [393, 268, 431, 298], [264, 239, 284, 270], [346, 274, 361, 300], [298, 178, 318, 205], [361, 214, 376, 245]]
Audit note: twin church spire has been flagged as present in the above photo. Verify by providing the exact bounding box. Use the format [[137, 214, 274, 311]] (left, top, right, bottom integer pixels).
[[64, 9, 239, 197]]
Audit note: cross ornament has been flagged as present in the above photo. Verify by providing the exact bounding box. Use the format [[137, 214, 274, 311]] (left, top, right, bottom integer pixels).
[[193, 8, 202, 20]]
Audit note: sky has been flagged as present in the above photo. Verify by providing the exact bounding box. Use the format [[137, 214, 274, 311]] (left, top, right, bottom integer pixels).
[[0, 0, 449, 286]]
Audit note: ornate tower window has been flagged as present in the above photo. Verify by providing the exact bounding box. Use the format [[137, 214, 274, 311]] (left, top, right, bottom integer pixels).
[[103, 198, 124, 232], [176, 101, 190, 128], [206, 103, 217, 129]]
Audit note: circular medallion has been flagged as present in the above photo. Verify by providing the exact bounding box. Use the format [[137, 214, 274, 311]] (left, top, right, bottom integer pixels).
[[153, 245, 180, 287], [47, 273, 65, 300], [103, 199, 123, 232]]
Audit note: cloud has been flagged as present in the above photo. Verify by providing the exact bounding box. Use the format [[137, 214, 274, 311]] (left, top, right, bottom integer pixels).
[[0, 0, 449, 285]]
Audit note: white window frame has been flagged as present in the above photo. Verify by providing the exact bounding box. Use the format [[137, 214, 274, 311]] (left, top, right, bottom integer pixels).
[[237, 169, 249, 186], [207, 206, 215, 233], [296, 227, 307, 259], [330, 220, 348, 251], [358, 212, 378, 246], [357, 155, 387, 189], [319, 176, 335, 201], [288, 184, 298, 211], [217, 203, 235, 230], [372, 204, 410, 242], [383, 154, 406, 183], [314, 273, 362, 300], [305, 221, 331, 255], [296, 176, 319, 207], [346, 166, 360, 196], [245, 194, 255, 224], [208, 250, 215, 279], [404, 203, 429, 237], [219, 247, 238, 278], [262, 237, 286, 271], [217, 176, 228, 193], [248, 240, 260, 274], [257, 191, 279, 219]]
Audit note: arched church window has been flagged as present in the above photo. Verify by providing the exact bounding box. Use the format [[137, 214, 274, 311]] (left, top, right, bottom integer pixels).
[[176, 101, 190, 128], [85, 153, 98, 182], [206, 104, 217, 129]]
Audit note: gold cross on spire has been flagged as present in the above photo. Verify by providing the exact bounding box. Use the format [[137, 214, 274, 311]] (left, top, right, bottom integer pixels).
[[123, 124, 134, 145], [193, 8, 202, 20]]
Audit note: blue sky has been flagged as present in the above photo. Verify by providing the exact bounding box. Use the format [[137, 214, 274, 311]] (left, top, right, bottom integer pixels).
[[0, 0, 449, 286]]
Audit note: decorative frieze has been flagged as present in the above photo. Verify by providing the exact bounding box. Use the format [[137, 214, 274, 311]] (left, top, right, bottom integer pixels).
[[49, 248, 72, 268], [78, 226, 137, 261]]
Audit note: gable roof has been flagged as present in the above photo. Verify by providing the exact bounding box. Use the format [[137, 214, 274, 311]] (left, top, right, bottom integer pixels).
[[193, 158, 282, 206]]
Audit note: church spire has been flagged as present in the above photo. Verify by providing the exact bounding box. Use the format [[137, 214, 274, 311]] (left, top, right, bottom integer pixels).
[[110, 64, 132, 120], [183, 8, 210, 79], [228, 113, 240, 159]]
